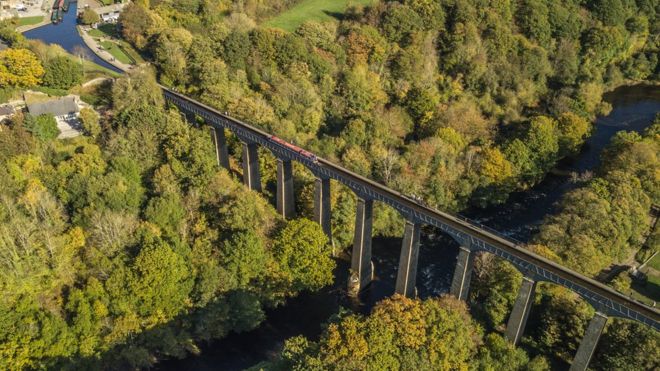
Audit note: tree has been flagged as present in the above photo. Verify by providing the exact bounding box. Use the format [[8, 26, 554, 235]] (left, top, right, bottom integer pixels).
[[0, 48, 44, 88], [79, 107, 101, 138], [221, 31, 250, 70], [79, 9, 100, 25], [380, 3, 422, 44], [525, 116, 559, 180], [153, 28, 193, 86], [591, 319, 660, 370], [340, 65, 387, 118], [41, 56, 83, 89], [129, 239, 193, 318], [111, 66, 164, 113], [516, 0, 552, 47], [119, 3, 162, 49], [220, 230, 268, 289], [23, 114, 59, 141], [557, 112, 591, 156], [276, 295, 545, 370], [273, 219, 335, 292], [590, 0, 627, 26], [144, 193, 185, 236]]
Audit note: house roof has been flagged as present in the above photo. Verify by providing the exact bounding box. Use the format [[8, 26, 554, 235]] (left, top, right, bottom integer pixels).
[[27, 97, 79, 117], [96, 3, 125, 15]]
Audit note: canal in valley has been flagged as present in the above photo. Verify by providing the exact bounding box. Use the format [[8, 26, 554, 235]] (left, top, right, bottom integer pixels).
[[19, 19, 659, 369], [22, 1, 122, 73]]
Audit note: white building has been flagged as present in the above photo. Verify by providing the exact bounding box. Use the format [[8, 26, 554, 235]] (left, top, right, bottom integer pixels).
[[96, 3, 124, 23]]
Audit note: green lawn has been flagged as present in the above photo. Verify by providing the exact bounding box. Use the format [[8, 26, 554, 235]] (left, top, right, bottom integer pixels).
[[648, 252, 660, 271], [264, 0, 377, 32], [16, 16, 44, 27], [99, 40, 133, 64], [88, 24, 119, 38], [631, 273, 660, 305], [82, 59, 122, 79]]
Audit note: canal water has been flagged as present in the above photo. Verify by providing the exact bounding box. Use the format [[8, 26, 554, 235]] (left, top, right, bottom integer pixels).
[[22, 1, 122, 73], [157, 85, 660, 370]]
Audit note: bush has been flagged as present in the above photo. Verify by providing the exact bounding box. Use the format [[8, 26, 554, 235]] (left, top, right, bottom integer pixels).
[[23, 113, 59, 141], [41, 56, 83, 89], [79, 9, 100, 25]]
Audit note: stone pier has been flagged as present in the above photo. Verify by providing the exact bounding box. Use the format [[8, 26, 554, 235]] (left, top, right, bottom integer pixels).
[[449, 245, 475, 300], [241, 142, 261, 192], [504, 277, 537, 345], [395, 220, 422, 297], [211, 127, 230, 170], [314, 177, 332, 239], [276, 159, 295, 219], [569, 312, 608, 371], [349, 197, 374, 295]]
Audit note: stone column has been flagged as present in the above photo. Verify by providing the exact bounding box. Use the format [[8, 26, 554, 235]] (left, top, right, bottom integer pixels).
[[241, 142, 261, 192], [395, 220, 422, 297], [349, 197, 373, 296], [276, 159, 295, 219], [504, 276, 537, 345], [569, 312, 608, 371], [211, 127, 230, 170], [314, 177, 332, 240], [449, 245, 474, 300]]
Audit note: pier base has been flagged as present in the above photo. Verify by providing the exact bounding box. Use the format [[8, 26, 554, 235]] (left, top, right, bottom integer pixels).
[[394, 220, 422, 298], [349, 198, 373, 296]]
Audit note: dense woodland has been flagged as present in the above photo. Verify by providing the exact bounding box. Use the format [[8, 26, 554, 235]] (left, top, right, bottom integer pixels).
[[118, 0, 658, 248], [0, 65, 335, 368], [0, 0, 658, 369]]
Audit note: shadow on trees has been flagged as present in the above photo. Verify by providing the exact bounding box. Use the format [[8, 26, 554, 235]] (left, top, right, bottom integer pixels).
[[322, 10, 345, 21], [46, 260, 353, 370], [44, 289, 269, 370]]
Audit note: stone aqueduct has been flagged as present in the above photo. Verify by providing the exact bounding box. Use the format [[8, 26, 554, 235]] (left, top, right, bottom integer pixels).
[[162, 87, 659, 371]]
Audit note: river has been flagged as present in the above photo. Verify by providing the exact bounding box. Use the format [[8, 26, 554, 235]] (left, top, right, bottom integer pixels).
[[19, 20, 659, 368], [156, 85, 660, 370], [22, 1, 122, 73]]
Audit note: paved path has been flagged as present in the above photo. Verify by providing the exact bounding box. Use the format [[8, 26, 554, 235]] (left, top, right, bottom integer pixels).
[[78, 25, 131, 72], [82, 77, 113, 87]]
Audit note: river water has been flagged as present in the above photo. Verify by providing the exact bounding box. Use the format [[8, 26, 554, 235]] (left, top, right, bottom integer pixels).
[[22, 1, 122, 73], [20, 21, 659, 368], [157, 85, 660, 370]]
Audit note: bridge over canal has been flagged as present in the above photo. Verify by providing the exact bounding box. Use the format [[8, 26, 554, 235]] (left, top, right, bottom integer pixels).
[[161, 87, 659, 371]]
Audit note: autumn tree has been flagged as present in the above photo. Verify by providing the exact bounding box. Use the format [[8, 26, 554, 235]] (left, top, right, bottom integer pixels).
[[79, 9, 100, 25], [0, 48, 44, 88], [273, 218, 335, 292], [79, 107, 101, 138], [41, 55, 83, 89]]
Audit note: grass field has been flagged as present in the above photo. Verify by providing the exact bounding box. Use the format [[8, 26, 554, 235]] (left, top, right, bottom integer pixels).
[[16, 16, 44, 27], [88, 25, 143, 65], [631, 274, 660, 305], [264, 0, 377, 31], [648, 252, 660, 270], [82, 58, 122, 79], [88, 24, 119, 38], [99, 40, 133, 64]]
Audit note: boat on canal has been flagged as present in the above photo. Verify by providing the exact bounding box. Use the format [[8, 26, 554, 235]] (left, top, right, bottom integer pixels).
[[51, 0, 65, 24]]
